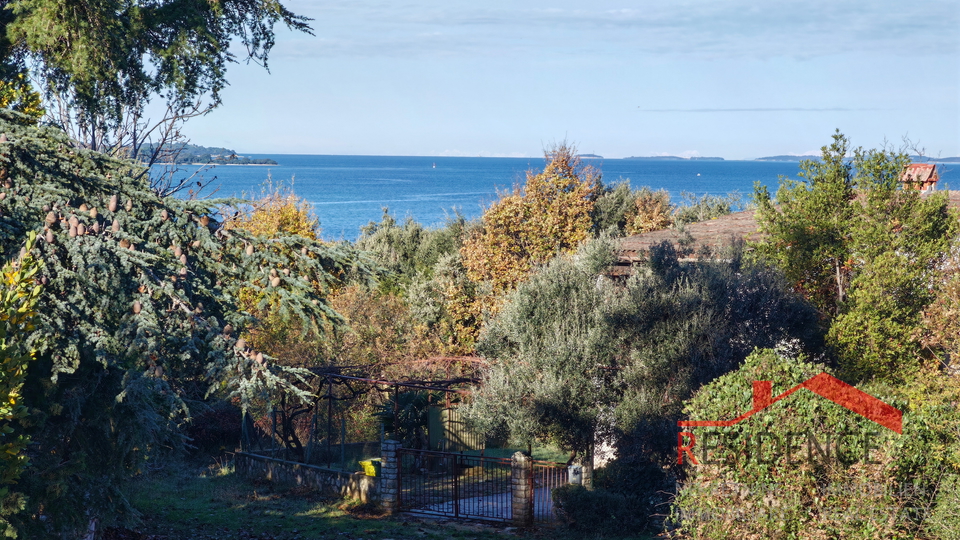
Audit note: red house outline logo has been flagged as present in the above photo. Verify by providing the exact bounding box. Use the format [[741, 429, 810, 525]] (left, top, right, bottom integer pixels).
[[677, 373, 902, 464]]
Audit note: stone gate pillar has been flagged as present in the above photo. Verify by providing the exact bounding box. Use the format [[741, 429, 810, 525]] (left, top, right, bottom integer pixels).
[[511, 451, 533, 526], [381, 440, 400, 514], [581, 444, 594, 490]]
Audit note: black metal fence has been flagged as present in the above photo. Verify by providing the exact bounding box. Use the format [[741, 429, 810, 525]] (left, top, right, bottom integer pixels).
[[397, 448, 571, 523], [398, 448, 513, 522]]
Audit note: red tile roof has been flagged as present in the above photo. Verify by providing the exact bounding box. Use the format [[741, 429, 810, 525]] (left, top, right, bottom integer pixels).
[[902, 163, 939, 190]]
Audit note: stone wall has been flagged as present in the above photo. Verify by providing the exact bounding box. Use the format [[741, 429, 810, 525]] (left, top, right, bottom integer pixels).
[[234, 452, 379, 503]]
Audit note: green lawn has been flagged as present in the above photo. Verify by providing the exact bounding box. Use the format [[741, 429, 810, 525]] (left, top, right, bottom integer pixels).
[[127, 459, 654, 540], [131, 460, 512, 540]]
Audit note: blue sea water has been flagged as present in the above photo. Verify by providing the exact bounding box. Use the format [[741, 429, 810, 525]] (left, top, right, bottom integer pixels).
[[166, 155, 956, 241]]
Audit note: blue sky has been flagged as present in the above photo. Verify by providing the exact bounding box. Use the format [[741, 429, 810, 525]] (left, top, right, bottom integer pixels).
[[183, 0, 960, 160]]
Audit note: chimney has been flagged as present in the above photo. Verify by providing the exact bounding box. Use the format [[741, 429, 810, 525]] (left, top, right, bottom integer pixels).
[[753, 381, 772, 410]]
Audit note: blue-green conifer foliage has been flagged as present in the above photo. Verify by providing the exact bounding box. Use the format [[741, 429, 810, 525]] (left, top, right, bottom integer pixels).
[[0, 110, 369, 536]]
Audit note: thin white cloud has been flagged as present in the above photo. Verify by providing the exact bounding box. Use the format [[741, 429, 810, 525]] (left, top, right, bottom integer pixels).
[[477, 151, 530, 158], [639, 107, 887, 112], [276, 0, 959, 59]]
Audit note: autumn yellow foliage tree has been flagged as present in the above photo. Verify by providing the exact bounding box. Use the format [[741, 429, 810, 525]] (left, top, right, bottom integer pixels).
[[461, 143, 600, 294], [625, 187, 673, 235], [226, 181, 330, 367], [0, 74, 43, 122], [0, 233, 42, 537], [322, 285, 442, 370], [230, 180, 319, 240]]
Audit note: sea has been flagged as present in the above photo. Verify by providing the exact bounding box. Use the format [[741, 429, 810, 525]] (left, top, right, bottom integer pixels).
[[162, 155, 958, 241]]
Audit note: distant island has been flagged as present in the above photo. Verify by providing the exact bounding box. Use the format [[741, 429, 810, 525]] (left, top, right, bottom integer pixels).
[[578, 154, 604, 159], [914, 156, 960, 163], [624, 155, 724, 161], [755, 155, 814, 162], [138, 143, 278, 165]]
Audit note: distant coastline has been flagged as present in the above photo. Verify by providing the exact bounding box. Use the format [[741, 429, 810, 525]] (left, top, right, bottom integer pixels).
[[187, 163, 276, 166], [140, 143, 278, 166], [755, 155, 813, 162], [624, 155, 724, 161]]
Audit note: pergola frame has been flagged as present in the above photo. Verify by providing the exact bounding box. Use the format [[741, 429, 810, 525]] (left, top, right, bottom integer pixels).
[[244, 358, 484, 466]]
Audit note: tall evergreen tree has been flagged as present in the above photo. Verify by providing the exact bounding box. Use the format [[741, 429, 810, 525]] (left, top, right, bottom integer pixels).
[[0, 110, 369, 536]]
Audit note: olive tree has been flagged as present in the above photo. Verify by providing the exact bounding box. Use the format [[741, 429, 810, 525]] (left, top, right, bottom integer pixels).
[[465, 236, 820, 466]]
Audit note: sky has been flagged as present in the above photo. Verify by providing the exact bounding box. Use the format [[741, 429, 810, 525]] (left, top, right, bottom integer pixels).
[[182, 0, 960, 160]]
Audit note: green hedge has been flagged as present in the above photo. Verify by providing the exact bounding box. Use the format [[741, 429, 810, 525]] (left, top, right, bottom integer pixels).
[[671, 348, 960, 539]]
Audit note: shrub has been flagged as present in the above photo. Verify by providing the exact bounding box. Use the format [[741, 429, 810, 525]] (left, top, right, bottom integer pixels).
[[552, 484, 648, 536], [593, 457, 673, 530], [926, 474, 960, 540], [673, 191, 744, 227], [591, 181, 637, 235], [672, 348, 960, 540], [0, 233, 42, 538], [920, 243, 960, 375]]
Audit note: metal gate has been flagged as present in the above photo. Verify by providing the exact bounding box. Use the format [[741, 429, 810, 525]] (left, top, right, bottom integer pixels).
[[398, 448, 513, 522], [533, 460, 569, 521]]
